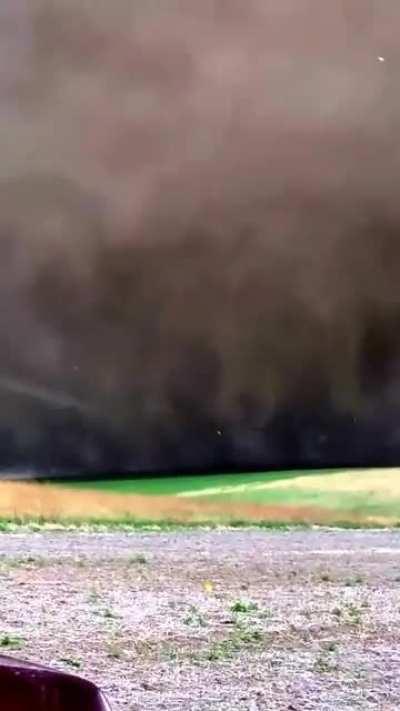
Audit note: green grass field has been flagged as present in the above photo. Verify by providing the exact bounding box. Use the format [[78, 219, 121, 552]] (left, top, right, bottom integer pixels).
[[66, 469, 324, 496]]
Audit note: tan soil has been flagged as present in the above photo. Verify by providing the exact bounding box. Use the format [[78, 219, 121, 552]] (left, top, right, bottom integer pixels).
[[0, 528, 400, 710]]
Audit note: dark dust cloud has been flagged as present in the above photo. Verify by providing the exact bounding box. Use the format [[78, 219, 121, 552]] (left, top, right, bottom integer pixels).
[[1, 0, 400, 475]]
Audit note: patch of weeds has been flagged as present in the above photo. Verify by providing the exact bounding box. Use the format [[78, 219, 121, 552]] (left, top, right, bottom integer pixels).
[[24, 556, 50, 567], [103, 608, 120, 620], [344, 603, 362, 626], [162, 644, 179, 661], [204, 624, 263, 662], [235, 627, 263, 644], [353, 666, 369, 681], [0, 635, 24, 650], [206, 638, 236, 661], [314, 651, 338, 674], [230, 600, 258, 614], [0, 558, 22, 569], [88, 589, 100, 604], [320, 573, 332, 583], [258, 609, 272, 620], [128, 554, 147, 565], [59, 657, 82, 669], [314, 642, 339, 674], [344, 575, 364, 587], [106, 641, 124, 660], [1, 556, 45, 569], [184, 606, 207, 628], [134, 639, 161, 661], [0, 521, 12, 532]]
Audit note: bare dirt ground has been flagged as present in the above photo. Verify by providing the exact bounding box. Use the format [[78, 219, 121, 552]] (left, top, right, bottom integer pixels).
[[0, 529, 400, 710]]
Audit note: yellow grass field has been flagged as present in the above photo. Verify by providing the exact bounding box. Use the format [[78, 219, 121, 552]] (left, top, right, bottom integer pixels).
[[0, 480, 335, 525], [178, 468, 400, 499]]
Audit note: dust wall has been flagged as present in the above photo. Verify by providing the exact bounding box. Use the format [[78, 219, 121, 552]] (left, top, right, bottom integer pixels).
[[1, 1, 400, 473]]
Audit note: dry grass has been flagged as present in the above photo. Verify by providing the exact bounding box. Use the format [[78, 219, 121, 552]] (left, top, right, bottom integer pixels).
[[0, 480, 322, 523], [263, 468, 400, 495], [178, 467, 400, 498], [0, 480, 395, 527]]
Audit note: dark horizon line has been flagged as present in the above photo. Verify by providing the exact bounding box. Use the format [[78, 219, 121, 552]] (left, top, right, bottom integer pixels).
[[0, 460, 396, 484]]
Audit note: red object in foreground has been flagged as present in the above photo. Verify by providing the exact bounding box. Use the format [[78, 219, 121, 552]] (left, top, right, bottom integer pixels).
[[0, 655, 111, 711]]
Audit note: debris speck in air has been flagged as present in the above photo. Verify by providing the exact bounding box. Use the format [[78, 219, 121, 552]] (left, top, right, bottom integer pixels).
[[217, 429, 222, 436], [377, 56, 385, 62]]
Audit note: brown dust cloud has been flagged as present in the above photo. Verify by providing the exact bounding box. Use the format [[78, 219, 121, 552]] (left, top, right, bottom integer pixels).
[[1, 1, 400, 475]]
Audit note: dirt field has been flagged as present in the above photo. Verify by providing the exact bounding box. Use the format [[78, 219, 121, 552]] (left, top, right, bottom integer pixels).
[[0, 529, 400, 710]]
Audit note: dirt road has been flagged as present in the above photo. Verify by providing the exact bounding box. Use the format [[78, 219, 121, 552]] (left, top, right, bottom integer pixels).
[[0, 529, 399, 710]]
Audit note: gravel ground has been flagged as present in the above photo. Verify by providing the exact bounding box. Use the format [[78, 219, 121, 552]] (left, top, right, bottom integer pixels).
[[0, 528, 400, 710]]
